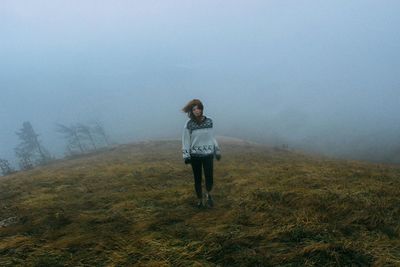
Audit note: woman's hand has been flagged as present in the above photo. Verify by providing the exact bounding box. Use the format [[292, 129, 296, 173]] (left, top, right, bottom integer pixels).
[[215, 154, 221, 161], [184, 158, 191, 164]]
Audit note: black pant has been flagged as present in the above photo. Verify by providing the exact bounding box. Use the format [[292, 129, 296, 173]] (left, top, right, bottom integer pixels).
[[190, 155, 214, 199]]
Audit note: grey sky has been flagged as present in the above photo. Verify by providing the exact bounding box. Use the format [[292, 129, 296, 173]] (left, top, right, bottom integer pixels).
[[1, 0, 400, 165]]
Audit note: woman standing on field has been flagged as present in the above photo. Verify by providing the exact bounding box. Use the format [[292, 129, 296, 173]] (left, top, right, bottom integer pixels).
[[182, 99, 221, 208]]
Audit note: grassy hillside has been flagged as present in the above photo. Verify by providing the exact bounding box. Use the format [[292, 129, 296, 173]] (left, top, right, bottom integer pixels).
[[1, 139, 399, 266]]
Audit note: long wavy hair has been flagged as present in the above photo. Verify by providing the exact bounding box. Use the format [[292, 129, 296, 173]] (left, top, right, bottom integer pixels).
[[182, 99, 204, 122]]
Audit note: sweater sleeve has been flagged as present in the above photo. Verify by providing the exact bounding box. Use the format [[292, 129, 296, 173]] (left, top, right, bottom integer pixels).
[[213, 134, 221, 156], [211, 119, 221, 155], [182, 121, 191, 159]]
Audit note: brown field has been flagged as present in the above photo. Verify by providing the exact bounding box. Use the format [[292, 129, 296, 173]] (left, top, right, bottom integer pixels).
[[1, 139, 399, 266]]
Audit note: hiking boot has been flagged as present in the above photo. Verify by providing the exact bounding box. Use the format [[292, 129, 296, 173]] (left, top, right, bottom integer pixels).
[[196, 199, 204, 209], [206, 194, 214, 207]]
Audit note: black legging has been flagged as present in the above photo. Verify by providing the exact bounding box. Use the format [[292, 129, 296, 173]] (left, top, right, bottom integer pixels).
[[190, 155, 214, 199]]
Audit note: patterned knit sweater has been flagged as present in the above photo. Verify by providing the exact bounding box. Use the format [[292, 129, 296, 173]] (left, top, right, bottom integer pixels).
[[182, 116, 221, 159]]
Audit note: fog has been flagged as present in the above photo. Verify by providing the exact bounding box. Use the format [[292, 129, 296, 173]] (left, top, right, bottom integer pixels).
[[1, 0, 400, 167]]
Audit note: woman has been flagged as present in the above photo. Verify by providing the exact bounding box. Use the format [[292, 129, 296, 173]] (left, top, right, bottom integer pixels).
[[182, 99, 221, 208]]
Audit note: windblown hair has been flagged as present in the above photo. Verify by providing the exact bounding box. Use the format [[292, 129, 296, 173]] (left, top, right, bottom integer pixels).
[[182, 99, 204, 121]]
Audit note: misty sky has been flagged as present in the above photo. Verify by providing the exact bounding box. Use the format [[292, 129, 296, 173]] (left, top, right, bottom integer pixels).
[[1, 0, 400, 164]]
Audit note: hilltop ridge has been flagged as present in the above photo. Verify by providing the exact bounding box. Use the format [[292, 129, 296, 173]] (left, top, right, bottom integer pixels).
[[0, 139, 399, 266]]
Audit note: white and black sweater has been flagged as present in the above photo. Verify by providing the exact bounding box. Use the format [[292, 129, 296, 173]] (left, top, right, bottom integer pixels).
[[182, 116, 221, 159]]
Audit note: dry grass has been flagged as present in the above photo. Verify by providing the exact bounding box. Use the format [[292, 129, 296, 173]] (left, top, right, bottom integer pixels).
[[0, 139, 399, 266]]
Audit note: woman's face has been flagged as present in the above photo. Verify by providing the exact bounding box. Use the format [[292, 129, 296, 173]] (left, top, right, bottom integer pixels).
[[192, 105, 203, 117]]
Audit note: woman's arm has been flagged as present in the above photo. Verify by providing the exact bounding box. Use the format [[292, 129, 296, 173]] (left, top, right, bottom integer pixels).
[[213, 135, 221, 156], [211, 120, 221, 159], [182, 121, 191, 160]]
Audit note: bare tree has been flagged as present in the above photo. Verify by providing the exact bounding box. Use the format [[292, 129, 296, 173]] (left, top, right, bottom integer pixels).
[[56, 123, 85, 155], [0, 158, 16, 176], [14, 146, 34, 170], [15, 121, 51, 166], [76, 123, 97, 151]]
